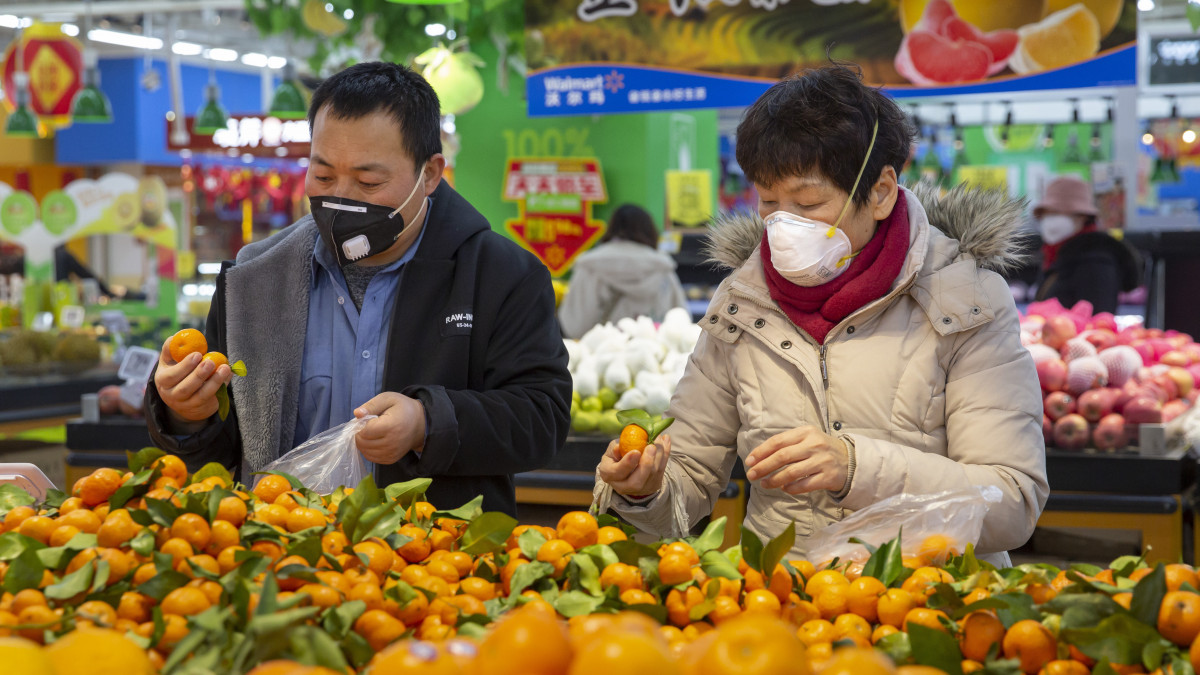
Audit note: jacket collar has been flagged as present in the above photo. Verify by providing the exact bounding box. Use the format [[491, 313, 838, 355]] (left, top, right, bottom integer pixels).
[[723, 189, 994, 340], [412, 180, 491, 261]]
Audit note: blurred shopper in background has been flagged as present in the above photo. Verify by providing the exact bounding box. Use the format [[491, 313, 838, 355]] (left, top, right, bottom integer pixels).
[[1034, 175, 1140, 314], [558, 203, 688, 338]]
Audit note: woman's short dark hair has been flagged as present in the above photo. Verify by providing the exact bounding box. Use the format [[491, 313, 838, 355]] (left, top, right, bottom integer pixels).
[[735, 62, 916, 207], [308, 61, 442, 167], [601, 204, 660, 249]]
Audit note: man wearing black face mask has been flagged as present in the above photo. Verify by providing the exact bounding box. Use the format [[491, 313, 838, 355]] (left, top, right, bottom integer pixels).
[[145, 62, 572, 515]]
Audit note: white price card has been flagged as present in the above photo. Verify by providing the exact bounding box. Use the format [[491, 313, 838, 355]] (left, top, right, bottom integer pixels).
[[59, 305, 86, 329], [118, 346, 159, 383]]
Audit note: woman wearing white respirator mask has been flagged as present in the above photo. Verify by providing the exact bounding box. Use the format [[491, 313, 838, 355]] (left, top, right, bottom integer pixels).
[[595, 63, 1048, 567], [1033, 175, 1139, 314]]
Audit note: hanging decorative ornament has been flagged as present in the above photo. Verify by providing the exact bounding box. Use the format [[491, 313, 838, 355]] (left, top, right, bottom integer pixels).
[[414, 45, 486, 116], [2, 23, 85, 132]]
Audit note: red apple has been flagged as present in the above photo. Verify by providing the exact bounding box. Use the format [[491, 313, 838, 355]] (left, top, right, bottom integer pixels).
[[1188, 364, 1200, 388], [1114, 380, 1142, 414], [1151, 374, 1181, 402], [1037, 359, 1068, 392], [1099, 346, 1143, 387], [1042, 316, 1078, 351], [1166, 367, 1195, 398], [1148, 328, 1166, 339], [1062, 337, 1098, 362], [1042, 414, 1053, 444], [1123, 396, 1164, 425], [97, 385, 121, 415], [1083, 329, 1117, 352], [1093, 413, 1129, 451], [1066, 357, 1108, 396], [1077, 389, 1113, 423], [1163, 399, 1191, 423], [1150, 338, 1175, 361], [1183, 344, 1200, 365], [1131, 341, 1155, 366], [1026, 343, 1061, 365], [1116, 327, 1138, 346], [1053, 414, 1090, 450], [1161, 350, 1191, 368], [1088, 313, 1119, 332], [1044, 391, 1076, 421]]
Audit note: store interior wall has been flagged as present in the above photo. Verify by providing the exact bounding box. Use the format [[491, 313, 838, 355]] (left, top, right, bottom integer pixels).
[[54, 57, 273, 167], [454, 43, 719, 236]]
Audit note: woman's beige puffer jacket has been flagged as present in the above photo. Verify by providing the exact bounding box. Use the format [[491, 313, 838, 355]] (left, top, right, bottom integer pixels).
[[602, 185, 1049, 567]]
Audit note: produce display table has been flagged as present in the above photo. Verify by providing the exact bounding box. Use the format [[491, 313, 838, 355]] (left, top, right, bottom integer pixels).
[[0, 369, 121, 435], [64, 416, 153, 487], [1039, 446, 1197, 564], [62, 419, 1199, 560]]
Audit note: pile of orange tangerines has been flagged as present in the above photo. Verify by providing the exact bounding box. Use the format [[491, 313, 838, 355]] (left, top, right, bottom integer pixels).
[[1, 450, 1199, 675]]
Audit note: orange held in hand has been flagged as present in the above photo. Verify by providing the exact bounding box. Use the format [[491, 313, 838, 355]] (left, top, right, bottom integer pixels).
[[169, 329, 207, 363], [202, 352, 229, 368], [617, 424, 649, 459]]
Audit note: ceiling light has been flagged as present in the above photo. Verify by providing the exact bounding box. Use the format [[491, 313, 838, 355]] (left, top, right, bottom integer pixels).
[[88, 29, 163, 50], [172, 41, 203, 56], [270, 62, 307, 120], [61, 24, 80, 37], [1138, 0, 1155, 10], [447, 30, 457, 39], [194, 80, 228, 135], [425, 23, 446, 37], [1186, 129, 1197, 144], [344, 9, 355, 19], [266, 56, 288, 69], [0, 16, 33, 29], [204, 48, 238, 62], [241, 52, 269, 67]]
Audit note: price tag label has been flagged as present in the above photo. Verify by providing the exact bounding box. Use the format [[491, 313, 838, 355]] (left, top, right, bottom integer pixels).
[[118, 382, 145, 412], [100, 310, 131, 336], [59, 305, 86, 329], [118, 346, 159, 383]]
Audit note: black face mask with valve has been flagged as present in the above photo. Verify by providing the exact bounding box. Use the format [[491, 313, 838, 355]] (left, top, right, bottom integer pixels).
[[309, 169, 426, 267]]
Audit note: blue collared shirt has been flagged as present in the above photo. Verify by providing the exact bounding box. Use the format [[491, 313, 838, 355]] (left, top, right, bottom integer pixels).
[[293, 200, 430, 464]]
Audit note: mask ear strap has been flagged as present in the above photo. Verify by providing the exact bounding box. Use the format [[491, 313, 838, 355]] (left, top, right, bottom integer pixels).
[[389, 163, 427, 219], [831, 117, 879, 231]]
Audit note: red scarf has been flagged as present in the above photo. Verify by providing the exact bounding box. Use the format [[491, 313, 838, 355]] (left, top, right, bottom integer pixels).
[[761, 194, 910, 344], [1041, 223, 1098, 270]]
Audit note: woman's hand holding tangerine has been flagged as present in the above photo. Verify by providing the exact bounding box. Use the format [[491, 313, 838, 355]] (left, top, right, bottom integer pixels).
[[745, 426, 848, 495], [154, 337, 232, 428], [353, 392, 426, 464], [597, 433, 671, 499]]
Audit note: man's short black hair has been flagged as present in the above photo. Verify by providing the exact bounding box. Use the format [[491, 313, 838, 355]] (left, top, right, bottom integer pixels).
[[735, 62, 915, 207], [308, 61, 442, 166]]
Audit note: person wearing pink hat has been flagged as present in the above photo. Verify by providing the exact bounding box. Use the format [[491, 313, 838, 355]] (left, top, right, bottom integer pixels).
[[1033, 175, 1139, 314]]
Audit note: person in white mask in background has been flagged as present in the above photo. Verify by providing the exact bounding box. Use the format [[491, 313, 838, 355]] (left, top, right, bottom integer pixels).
[[594, 63, 1047, 566], [1033, 175, 1140, 314]]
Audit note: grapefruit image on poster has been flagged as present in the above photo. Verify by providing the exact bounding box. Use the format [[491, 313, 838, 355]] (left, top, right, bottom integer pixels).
[[526, 0, 1135, 115]]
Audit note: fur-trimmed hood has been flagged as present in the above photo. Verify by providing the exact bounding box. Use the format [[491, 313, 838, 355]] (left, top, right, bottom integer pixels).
[[703, 183, 1029, 275]]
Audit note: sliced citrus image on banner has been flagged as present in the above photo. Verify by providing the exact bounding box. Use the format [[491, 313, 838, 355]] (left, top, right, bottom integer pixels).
[[1010, 4, 1102, 74], [899, 0, 1048, 33]]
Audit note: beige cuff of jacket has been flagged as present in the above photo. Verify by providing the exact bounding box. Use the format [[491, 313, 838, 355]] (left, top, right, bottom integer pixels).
[[833, 435, 856, 500]]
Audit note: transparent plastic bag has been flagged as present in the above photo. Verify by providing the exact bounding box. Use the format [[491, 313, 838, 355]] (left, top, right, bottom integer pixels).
[[806, 486, 1003, 567], [258, 416, 373, 494]]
